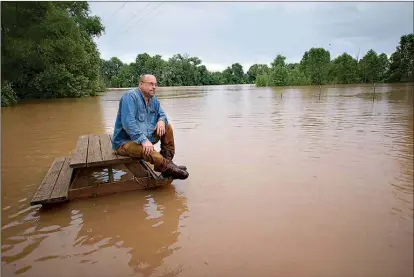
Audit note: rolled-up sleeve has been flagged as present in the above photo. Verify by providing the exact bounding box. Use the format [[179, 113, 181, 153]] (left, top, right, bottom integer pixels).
[[120, 93, 148, 144]]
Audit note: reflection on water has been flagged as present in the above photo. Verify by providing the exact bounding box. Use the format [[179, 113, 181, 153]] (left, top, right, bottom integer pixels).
[[2, 83, 413, 277], [2, 186, 187, 277]]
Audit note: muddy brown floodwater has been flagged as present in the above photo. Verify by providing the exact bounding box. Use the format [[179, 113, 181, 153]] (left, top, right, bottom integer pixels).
[[2, 84, 413, 277]]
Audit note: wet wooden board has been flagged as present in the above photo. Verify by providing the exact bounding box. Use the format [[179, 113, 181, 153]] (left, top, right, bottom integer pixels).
[[68, 177, 173, 200], [139, 160, 162, 180], [99, 134, 118, 162], [99, 134, 131, 166], [87, 134, 103, 166], [31, 157, 72, 205], [70, 134, 131, 168], [49, 157, 73, 202], [70, 135, 89, 168], [87, 134, 131, 167], [109, 134, 131, 162]]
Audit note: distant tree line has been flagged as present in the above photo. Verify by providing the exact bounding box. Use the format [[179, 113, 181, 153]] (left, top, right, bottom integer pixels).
[[100, 54, 247, 88], [101, 34, 413, 89], [253, 35, 413, 87], [1, 1, 413, 107]]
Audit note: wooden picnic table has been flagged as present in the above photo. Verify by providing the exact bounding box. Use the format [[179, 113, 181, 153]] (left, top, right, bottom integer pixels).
[[30, 134, 172, 206]]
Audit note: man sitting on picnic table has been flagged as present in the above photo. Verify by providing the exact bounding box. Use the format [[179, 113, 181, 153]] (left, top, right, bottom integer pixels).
[[112, 74, 189, 180]]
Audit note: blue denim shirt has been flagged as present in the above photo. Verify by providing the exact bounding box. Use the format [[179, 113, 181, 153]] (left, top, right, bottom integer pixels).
[[112, 88, 168, 150]]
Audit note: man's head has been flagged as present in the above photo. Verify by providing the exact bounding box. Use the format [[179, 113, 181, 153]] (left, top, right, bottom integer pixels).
[[138, 74, 157, 98]]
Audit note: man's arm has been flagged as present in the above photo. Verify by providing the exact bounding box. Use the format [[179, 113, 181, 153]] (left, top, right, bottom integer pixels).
[[120, 93, 149, 144], [157, 101, 169, 125]]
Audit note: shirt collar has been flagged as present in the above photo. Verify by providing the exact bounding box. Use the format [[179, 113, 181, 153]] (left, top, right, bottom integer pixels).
[[135, 88, 150, 104]]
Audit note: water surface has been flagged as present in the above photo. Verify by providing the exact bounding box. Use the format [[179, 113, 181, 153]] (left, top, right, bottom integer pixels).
[[2, 83, 413, 277]]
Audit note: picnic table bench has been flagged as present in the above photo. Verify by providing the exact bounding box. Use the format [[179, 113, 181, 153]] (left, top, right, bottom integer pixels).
[[30, 134, 173, 206]]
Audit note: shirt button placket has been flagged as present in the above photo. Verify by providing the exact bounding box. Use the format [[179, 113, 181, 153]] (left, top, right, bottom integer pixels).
[[147, 110, 151, 137]]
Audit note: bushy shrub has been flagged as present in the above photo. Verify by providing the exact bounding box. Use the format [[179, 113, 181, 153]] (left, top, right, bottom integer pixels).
[[255, 74, 269, 87], [1, 82, 19, 107]]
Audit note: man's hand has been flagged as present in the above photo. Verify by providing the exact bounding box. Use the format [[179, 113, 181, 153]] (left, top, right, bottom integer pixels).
[[141, 140, 154, 156], [155, 120, 166, 137]]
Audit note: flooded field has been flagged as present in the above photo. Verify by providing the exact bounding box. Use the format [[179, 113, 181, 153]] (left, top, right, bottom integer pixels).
[[2, 83, 413, 277]]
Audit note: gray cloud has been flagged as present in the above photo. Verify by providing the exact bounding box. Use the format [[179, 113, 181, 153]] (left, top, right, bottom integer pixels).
[[89, 1, 413, 72]]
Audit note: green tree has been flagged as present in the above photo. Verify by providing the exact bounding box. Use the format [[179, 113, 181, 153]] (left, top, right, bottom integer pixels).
[[112, 64, 137, 88], [287, 67, 311, 86], [101, 57, 124, 86], [255, 73, 269, 87], [166, 54, 192, 86], [231, 63, 246, 84], [197, 65, 213, 85], [1, 81, 19, 107], [269, 66, 289, 86], [377, 53, 390, 83], [388, 34, 414, 82], [247, 64, 269, 83], [271, 55, 286, 68], [222, 63, 246, 84], [359, 49, 379, 84], [1, 1, 104, 102], [299, 48, 331, 85], [329, 53, 358, 84], [134, 53, 166, 82], [286, 63, 299, 70], [210, 71, 226, 85], [266, 55, 287, 86]]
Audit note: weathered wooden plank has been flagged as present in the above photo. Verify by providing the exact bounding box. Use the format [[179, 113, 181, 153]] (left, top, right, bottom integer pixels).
[[140, 160, 162, 180], [49, 157, 73, 202], [109, 134, 132, 161], [87, 134, 103, 166], [98, 133, 132, 165], [124, 161, 150, 178], [72, 133, 134, 169], [70, 135, 89, 168], [100, 134, 119, 163], [31, 157, 65, 205], [68, 177, 173, 200]]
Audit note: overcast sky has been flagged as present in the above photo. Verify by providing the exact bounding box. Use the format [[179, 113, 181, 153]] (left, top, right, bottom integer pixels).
[[89, 1, 413, 72]]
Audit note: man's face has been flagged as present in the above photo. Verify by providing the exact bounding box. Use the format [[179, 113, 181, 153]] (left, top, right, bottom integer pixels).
[[139, 76, 157, 98]]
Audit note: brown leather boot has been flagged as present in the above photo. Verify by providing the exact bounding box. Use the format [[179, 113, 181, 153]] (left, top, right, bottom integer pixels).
[[160, 149, 187, 171], [172, 162, 187, 171], [161, 162, 189, 180]]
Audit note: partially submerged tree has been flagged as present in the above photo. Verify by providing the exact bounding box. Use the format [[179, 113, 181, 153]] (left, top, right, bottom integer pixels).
[[1, 1, 105, 101]]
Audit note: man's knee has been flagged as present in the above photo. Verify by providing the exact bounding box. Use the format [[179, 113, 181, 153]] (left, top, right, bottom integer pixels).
[[122, 141, 142, 157], [165, 123, 174, 134]]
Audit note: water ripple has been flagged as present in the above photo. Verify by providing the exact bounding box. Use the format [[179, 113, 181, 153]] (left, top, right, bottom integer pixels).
[[1, 83, 413, 277]]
